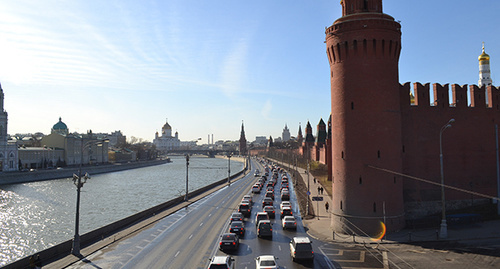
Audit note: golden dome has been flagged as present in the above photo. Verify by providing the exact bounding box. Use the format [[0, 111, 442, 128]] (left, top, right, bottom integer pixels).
[[478, 43, 490, 61]]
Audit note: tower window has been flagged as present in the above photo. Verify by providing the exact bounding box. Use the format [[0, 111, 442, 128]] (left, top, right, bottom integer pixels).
[[341, 151, 345, 160], [377, 150, 381, 159], [373, 202, 377, 212], [359, 177, 362, 184], [340, 200, 343, 210], [351, 102, 354, 110]]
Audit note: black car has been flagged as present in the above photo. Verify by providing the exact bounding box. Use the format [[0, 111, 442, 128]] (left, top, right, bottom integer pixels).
[[263, 205, 276, 219], [230, 212, 244, 223], [238, 202, 251, 217], [229, 221, 245, 236], [262, 197, 273, 207], [219, 233, 239, 251]]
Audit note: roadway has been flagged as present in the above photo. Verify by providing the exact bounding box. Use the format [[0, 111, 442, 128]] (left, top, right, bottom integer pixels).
[[62, 158, 385, 269]]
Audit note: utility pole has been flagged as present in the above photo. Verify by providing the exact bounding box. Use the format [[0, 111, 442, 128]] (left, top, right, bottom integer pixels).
[[185, 154, 189, 201]]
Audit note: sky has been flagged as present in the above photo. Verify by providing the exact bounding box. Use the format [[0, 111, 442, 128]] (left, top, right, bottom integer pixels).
[[0, 0, 498, 144]]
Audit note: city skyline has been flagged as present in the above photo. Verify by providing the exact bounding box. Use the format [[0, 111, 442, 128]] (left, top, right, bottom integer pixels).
[[0, 0, 498, 143]]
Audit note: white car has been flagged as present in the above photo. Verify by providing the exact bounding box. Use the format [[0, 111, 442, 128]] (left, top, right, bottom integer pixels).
[[255, 255, 278, 269], [282, 216, 297, 230], [280, 201, 291, 211], [208, 255, 235, 269]]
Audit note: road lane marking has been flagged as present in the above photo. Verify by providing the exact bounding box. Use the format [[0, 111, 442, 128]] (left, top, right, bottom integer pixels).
[[175, 251, 180, 257], [189, 234, 193, 240], [200, 222, 204, 226], [383, 251, 389, 269]]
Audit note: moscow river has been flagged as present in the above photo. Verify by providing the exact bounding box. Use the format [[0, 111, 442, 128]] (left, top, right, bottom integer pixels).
[[0, 156, 244, 266]]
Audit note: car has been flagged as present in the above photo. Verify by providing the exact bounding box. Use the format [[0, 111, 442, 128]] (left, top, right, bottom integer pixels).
[[208, 255, 235, 269], [265, 191, 274, 200], [257, 220, 273, 238], [255, 212, 269, 226], [281, 206, 293, 219], [262, 197, 273, 207], [290, 237, 314, 262], [230, 212, 243, 223], [281, 191, 290, 201], [263, 205, 275, 219], [219, 233, 239, 251], [280, 201, 292, 211], [282, 216, 297, 230], [238, 202, 251, 217], [266, 186, 274, 192], [255, 255, 279, 269], [252, 185, 261, 194], [242, 195, 252, 205], [229, 221, 245, 236]]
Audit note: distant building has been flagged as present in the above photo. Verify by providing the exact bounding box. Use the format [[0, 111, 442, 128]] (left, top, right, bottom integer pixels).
[[478, 43, 493, 88], [282, 124, 291, 141], [40, 119, 109, 166], [153, 119, 180, 153], [0, 83, 18, 171], [254, 136, 268, 145], [107, 130, 126, 147], [239, 121, 247, 155]]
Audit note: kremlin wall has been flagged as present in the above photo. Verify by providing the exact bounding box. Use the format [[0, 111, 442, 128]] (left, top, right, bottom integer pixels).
[[252, 0, 499, 237], [322, 0, 498, 235]]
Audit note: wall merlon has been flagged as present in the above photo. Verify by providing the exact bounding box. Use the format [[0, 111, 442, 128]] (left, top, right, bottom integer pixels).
[[413, 82, 430, 107], [451, 84, 468, 108], [470, 84, 486, 108], [433, 83, 449, 108], [487, 85, 500, 110]]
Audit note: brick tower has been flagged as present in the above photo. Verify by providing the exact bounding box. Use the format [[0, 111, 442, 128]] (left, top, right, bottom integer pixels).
[[326, 0, 405, 235], [239, 121, 247, 155]]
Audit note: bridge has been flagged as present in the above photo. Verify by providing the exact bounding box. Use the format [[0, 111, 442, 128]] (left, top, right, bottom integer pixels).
[[165, 149, 240, 157]]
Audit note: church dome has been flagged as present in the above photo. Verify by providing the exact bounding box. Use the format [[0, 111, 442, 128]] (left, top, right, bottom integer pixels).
[[53, 117, 68, 131], [478, 44, 490, 62], [163, 121, 172, 130]]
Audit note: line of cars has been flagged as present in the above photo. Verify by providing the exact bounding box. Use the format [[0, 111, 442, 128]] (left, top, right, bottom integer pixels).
[[208, 161, 312, 269]]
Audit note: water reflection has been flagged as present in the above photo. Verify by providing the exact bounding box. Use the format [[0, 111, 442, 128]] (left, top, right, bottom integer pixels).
[[0, 156, 243, 266]]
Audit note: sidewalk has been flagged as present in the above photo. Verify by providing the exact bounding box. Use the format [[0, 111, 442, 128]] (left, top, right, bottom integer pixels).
[[276, 159, 500, 247], [281, 162, 334, 242]]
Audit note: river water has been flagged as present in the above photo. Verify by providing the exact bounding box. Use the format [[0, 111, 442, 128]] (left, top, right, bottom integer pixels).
[[0, 156, 244, 266]]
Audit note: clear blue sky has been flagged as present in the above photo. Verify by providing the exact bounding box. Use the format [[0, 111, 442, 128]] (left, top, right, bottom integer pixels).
[[0, 0, 497, 144]]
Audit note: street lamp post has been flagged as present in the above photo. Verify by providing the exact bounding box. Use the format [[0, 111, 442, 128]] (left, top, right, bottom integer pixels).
[[71, 138, 108, 256], [439, 118, 455, 239], [227, 154, 232, 185], [185, 154, 189, 201], [71, 138, 91, 256]]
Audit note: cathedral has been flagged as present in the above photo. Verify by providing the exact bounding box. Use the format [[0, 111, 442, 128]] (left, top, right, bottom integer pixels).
[[154, 119, 180, 153]]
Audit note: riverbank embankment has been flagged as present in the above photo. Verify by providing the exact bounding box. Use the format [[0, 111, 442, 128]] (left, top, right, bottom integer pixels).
[[3, 157, 250, 269], [0, 159, 170, 185]]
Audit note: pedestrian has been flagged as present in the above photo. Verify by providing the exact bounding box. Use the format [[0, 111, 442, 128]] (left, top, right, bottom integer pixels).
[[34, 255, 42, 269], [317, 186, 321, 194], [325, 201, 329, 212], [313, 178, 316, 184], [321, 187, 324, 195]]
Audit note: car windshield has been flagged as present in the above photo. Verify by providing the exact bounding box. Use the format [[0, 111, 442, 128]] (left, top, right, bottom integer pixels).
[[222, 234, 235, 240], [296, 243, 312, 251], [260, 260, 276, 266], [231, 222, 242, 228], [209, 265, 228, 269]]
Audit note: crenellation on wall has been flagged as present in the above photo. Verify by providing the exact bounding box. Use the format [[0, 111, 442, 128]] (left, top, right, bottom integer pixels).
[[413, 82, 430, 106], [451, 84, 468, 108], [433, 83, 450, 108], [487, 85, 500, 110], [470, 84, 486, 108]]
